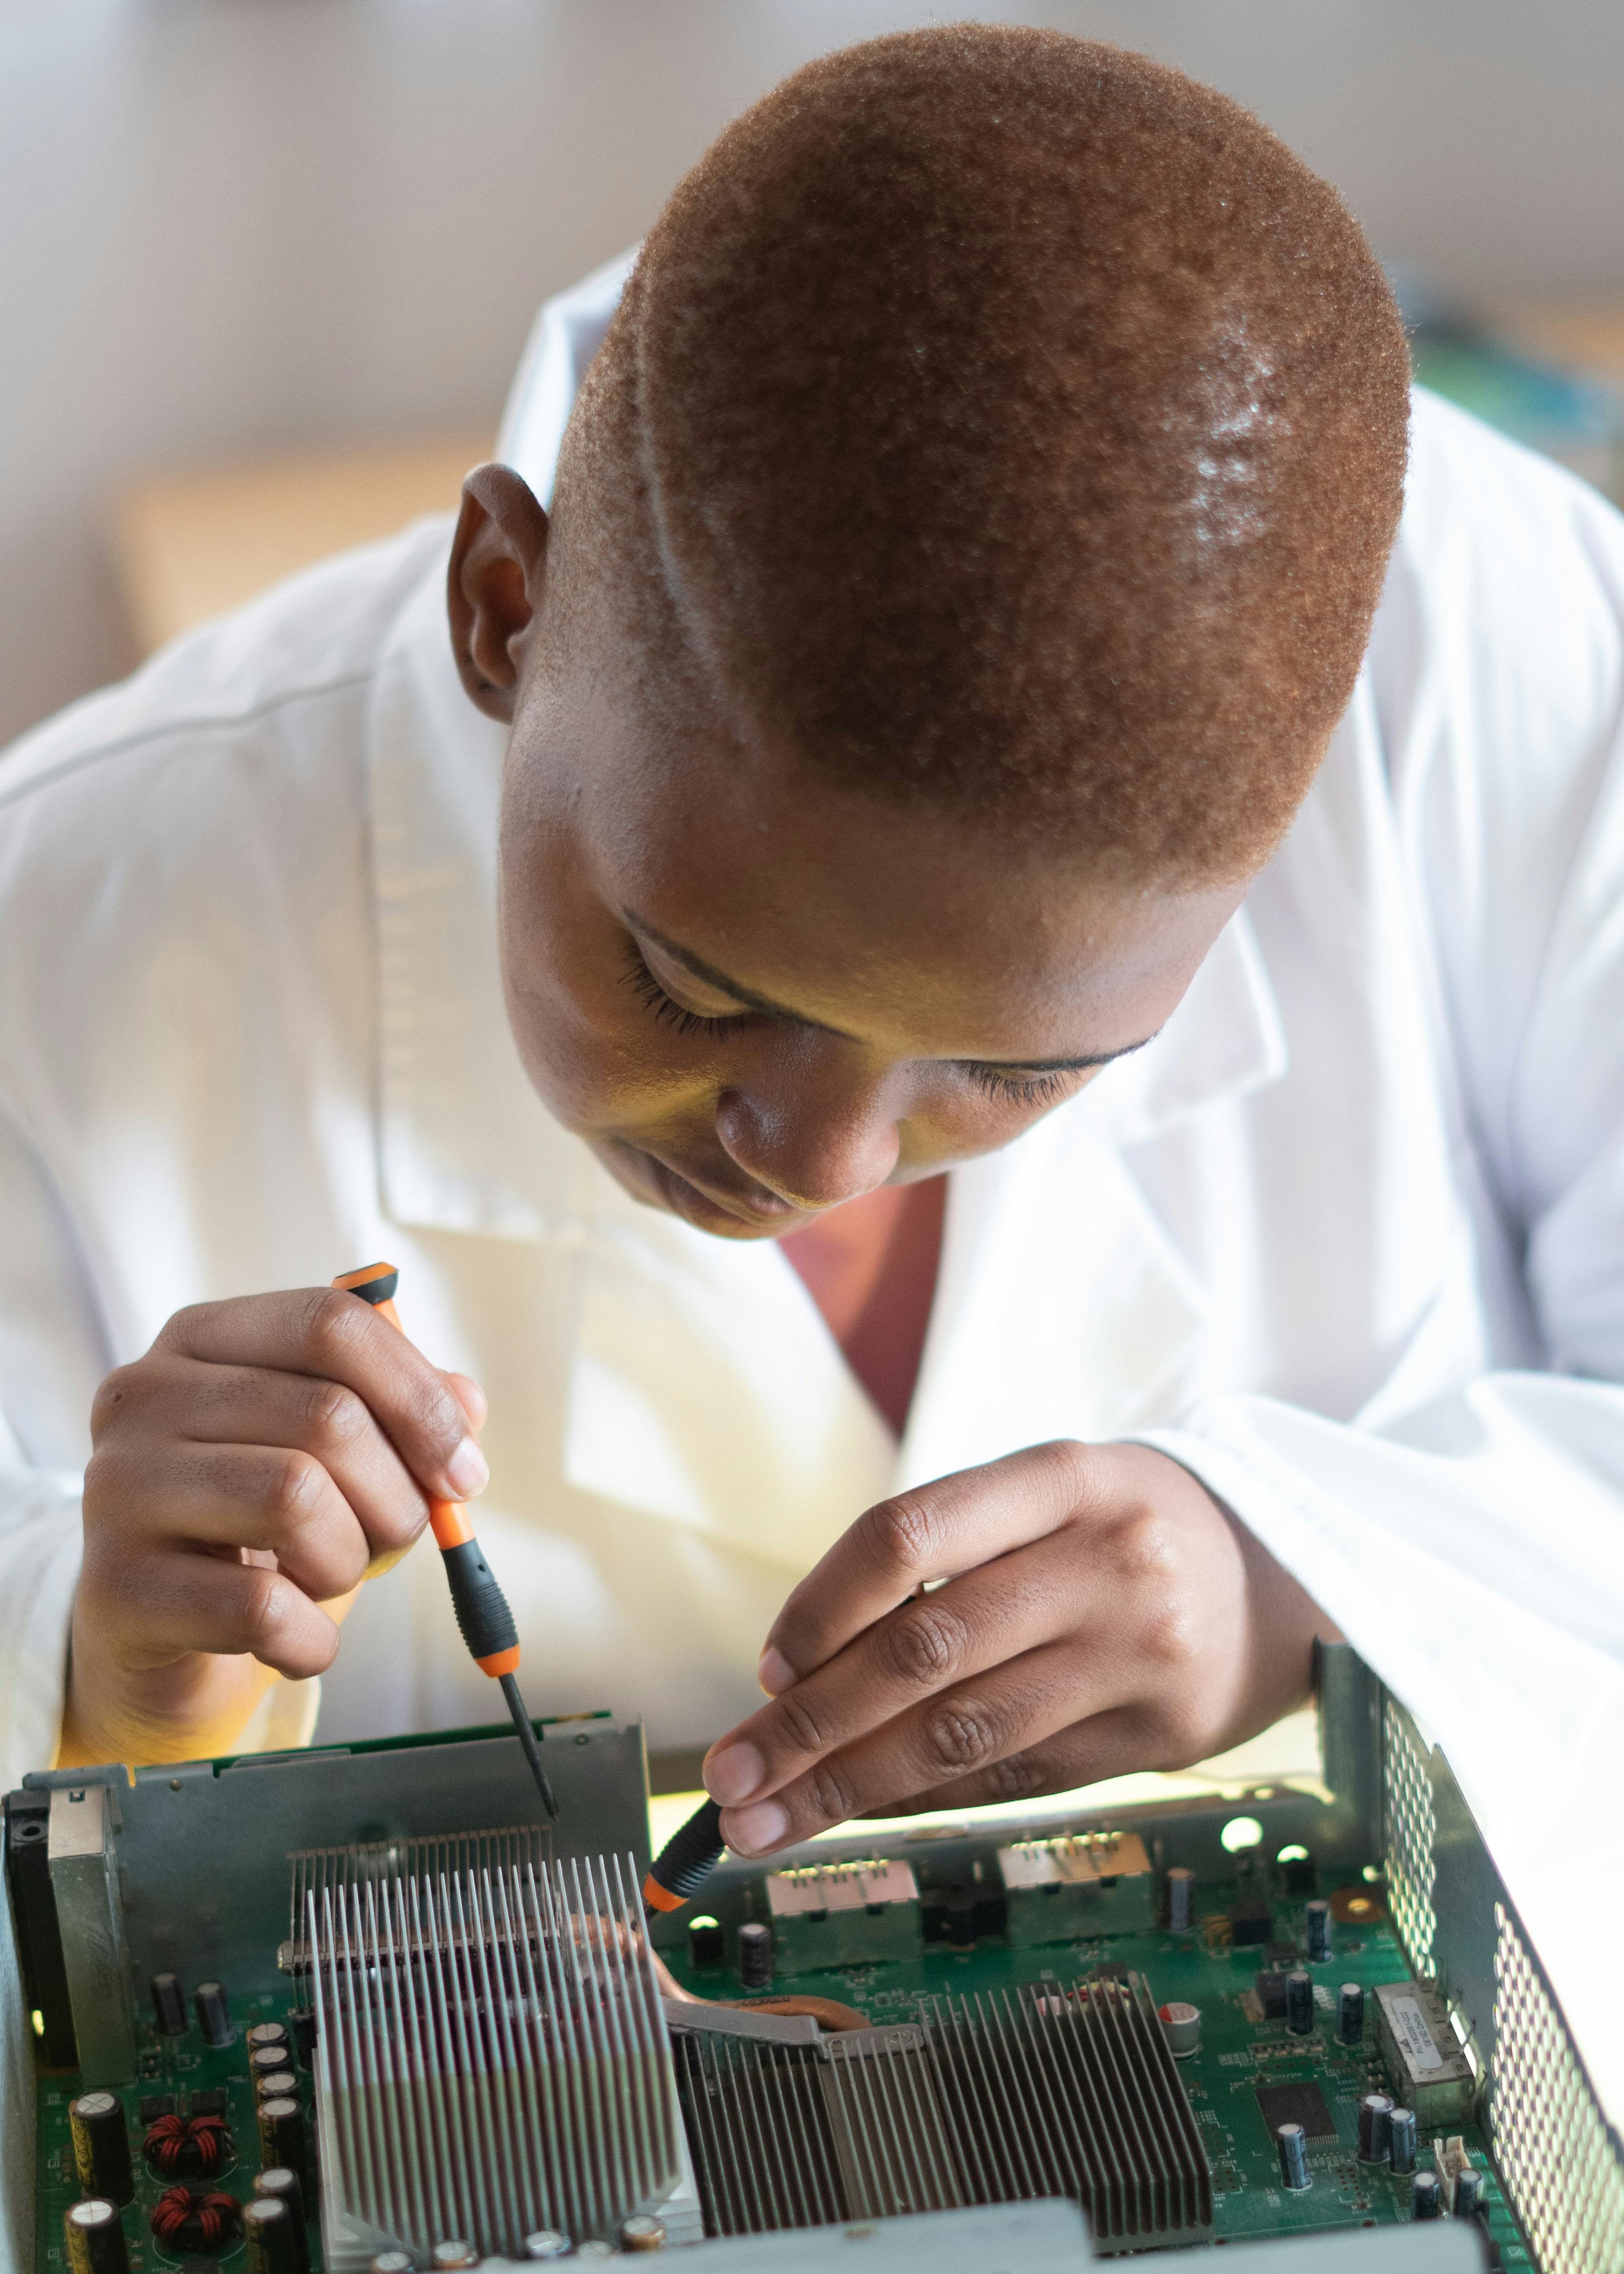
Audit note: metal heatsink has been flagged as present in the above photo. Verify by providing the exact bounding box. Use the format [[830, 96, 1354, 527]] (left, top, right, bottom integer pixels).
[[672, 1971, 1213, 2253], [299, 1836, 697, 2267], [289, 1824, 551, 1958]]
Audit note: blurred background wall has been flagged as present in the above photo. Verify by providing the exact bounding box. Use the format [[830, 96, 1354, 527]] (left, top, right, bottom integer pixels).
[[3, 0, 1624, 746]]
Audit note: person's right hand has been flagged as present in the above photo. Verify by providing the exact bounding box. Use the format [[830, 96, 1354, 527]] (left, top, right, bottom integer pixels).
[[59, 1286, 489, 1771]]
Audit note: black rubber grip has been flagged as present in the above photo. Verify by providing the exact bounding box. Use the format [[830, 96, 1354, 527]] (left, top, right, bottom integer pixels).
[[648, 1796, 726, 1901], [344, 1268, 399, 1306], [439, 1538, 519, 1664]]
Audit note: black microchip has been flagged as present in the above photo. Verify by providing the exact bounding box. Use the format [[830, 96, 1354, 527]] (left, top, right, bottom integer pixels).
[[138, 2093, 175, 2124], [920, 1876, 1007, 1946], [1266, 1940, 1299, 1969], [1254, 1970, 1288, 2019], [1255, 2080, 1337, 2140], [188, 2087, 229, 2118]]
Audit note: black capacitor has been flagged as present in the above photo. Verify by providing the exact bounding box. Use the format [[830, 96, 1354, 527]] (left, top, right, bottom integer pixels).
[[1389, 2107, 1418, 2174], [1338, 1981, 1364, 2046], [194, 1979, 234, 2047], [1413, 2170, 1442, 2219], [253, 2171, 309, 2274], [737, 1919, 773, 1989], [254, 2166, 305, 2218], [1166, 1866, 1195, 1932], [245, 2198, 300, 2274], [69, 2092, 133, 2206], [258, 2097, 308, 2191], [64, 2199, 128, 2274], [1275, 2122, 1312, 2191], [1277, 1849, 1317, 1897], [1228, 1900, 1272, 1947], [688, 1913, 726, 1969], [1285, 1969, 1314, 2036], [247, 2021, 290, 2052], [1304, 1900, 1331, 1964], [289, 2006, 318, 2070], [252, 2044, 296, 2094], [1358, 2092, 1395, 2163], [151, 1972, 186, 2037], [1453, 2169, 1485, 2220], [1234, 1846, 1267, 1898]]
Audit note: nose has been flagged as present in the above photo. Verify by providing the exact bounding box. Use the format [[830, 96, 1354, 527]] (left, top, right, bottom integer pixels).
[[714, 1072, 902, 1212]]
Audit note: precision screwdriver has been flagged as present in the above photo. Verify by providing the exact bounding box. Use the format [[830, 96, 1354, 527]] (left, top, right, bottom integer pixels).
[[643, 1795, 726, 1918], [332, 1263, 558, 1821]]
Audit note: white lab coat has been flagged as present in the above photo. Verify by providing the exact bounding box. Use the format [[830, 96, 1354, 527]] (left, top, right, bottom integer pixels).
[[2, 256, 1623, 2114]]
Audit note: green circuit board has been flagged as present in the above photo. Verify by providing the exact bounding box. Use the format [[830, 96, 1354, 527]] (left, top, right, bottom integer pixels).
[[34, 1874, 1527, 2268], [659, 1875, 1530, 2266], [36, 1987, 321, 2273]]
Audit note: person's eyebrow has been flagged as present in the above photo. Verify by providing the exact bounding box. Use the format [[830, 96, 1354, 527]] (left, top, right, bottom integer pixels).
[[622, 908, 1159, 1070]]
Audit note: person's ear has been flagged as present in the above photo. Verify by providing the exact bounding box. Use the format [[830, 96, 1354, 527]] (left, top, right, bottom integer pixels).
[[447, 463, 550, 722]]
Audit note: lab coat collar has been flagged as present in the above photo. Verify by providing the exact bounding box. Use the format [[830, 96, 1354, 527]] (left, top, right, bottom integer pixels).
[[894, 911, 1288, 1491], [1077, 898, 1287, 1149], [366, 553, 1290, 1553], [367, 551, 597, 1245]]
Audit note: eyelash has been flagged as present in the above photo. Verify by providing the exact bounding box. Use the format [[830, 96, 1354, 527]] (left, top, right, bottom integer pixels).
[[964, 1063, 1073, 1108], [623, 945, 745, 1039], [624, 941, 1073, 1106]]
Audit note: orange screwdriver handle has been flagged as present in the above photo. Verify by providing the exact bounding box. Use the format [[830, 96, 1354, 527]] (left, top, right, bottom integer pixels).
[[331, 1263, 519, 1678]]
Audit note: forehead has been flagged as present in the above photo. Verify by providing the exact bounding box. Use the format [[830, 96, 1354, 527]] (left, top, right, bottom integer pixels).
[[510, 662, 1246, 1064]]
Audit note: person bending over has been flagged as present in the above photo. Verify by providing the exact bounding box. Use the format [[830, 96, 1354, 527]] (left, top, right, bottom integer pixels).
[[3, 31, 1619, 1858]]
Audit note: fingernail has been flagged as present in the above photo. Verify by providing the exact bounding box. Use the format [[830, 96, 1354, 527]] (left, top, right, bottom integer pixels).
[[703, 1741, 765, 1806], [723, 1798, 789, 1856], [758, 1646, 795, 1697], [446, 1437, 490, 1498]]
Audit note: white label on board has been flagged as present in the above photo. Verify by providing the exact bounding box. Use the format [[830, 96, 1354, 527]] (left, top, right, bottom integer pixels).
[[1390, 1996, 1444, 2071]]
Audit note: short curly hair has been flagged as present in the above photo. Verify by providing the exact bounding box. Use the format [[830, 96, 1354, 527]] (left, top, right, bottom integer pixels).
[[552, 25, 1409, 883]]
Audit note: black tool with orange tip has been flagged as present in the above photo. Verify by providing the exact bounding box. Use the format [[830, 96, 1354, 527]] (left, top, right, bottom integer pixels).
[[643, 1795, 726, 1917], [333, 1263, 558, 1821]]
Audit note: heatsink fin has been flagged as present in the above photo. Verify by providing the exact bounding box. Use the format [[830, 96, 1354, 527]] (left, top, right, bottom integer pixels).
[[672, 1970, 1212, 2252], [304, 1843, 696, 2266], [287, 1824, 551, 1961]]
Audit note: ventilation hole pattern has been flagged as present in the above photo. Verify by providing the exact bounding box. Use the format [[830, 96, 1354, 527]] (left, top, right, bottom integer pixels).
[[1381, 1697, 1436, 1980], [1491, 1902, 1624, 2274]]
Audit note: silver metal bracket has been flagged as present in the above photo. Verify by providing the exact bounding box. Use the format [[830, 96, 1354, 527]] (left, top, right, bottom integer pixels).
[[47, 1782, 136, 2084]]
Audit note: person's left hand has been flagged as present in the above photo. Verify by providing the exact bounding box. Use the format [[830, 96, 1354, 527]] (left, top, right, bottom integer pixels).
[[700, 1440, 1339, 1855]]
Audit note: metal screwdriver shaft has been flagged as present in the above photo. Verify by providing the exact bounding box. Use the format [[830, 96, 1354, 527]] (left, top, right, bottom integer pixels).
[[499, 1672, 558, 1817], [332, 1263, 558, 1822]]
